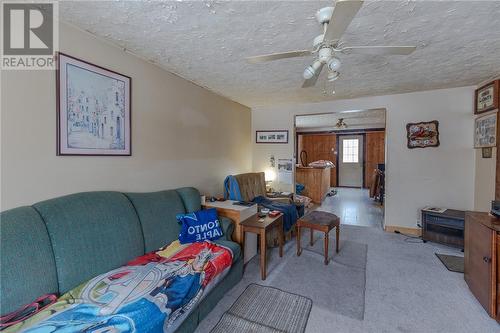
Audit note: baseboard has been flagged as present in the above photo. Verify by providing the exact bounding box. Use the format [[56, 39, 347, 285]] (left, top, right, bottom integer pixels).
[[384, 225, 422, 236]]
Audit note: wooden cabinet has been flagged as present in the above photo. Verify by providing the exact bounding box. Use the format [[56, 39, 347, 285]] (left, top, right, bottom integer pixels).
[[365, 132, 385, 189], [464, 212, 499, 320], [297, 134, 337, 187], [295, 167, 331, 203]]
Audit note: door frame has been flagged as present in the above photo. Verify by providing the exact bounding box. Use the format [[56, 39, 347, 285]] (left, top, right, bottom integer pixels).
[[336, 133, 366, 188]]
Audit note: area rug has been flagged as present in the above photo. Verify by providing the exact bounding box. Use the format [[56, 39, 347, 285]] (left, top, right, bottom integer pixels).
[[211, 284, 312, 333], [435, 253, 464, 273], [289, 236, 367, 320]]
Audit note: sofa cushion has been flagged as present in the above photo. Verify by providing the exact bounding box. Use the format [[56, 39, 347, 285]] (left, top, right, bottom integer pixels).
[[234, 172, 267, 202], [125, 190, 186, 252], [177, 208, 223, 244], [33, 192, 144, 294], [213, 239, 241, 264], [0, 207, 58, 315], [176, 187, 201, 212]]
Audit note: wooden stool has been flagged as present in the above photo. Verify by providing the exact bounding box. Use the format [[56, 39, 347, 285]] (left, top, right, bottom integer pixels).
[[296, 211, 340, 265]]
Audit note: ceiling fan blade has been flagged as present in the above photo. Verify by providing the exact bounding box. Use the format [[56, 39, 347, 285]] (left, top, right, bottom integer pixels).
[[246, 50, 312, 64], [341, 46, 417, 55], [324, 0, 364, 42], [302, 63, 325, 88]]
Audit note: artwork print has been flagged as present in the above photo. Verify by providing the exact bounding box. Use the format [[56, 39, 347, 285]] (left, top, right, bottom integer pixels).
[[406, 121, 440, 149], [474, 112, 497, 148], [256, 130, 289, 144], [57, 53, 131, 155], [475, 80, 499, 114]]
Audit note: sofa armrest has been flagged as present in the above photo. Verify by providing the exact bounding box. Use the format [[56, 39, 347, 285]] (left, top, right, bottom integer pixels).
[[267, 197, 293, 204], [219, 216, 235, 241]]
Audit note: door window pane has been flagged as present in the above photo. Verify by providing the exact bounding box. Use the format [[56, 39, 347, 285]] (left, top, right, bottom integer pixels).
[[343, 139, 359, 163]]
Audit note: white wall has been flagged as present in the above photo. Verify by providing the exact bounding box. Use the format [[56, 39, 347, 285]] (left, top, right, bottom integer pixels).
[[0, 23, 252, 210], [252, 87, 476, 229]]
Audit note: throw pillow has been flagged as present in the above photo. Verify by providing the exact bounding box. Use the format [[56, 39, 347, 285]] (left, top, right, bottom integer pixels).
[[176, 208, 223, 244]]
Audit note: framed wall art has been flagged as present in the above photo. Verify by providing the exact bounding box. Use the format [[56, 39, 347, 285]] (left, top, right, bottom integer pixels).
[[57, 53, 131, 156], [474, 111, 497, 148], [406, 120, 440, 149], [256, 130, 289, 144], [482, 147, 493, 158], [475, 80, 499, 115]]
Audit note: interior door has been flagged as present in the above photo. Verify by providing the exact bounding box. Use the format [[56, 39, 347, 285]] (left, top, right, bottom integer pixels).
[[338, 135, 363, 187]]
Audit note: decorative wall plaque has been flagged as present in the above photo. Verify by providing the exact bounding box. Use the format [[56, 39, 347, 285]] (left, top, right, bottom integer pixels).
[[475, 80, 499, 114], [406, 121, 440, 149]]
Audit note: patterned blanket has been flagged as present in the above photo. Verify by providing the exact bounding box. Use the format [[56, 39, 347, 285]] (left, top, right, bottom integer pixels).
[[7, 241, 233, 333]]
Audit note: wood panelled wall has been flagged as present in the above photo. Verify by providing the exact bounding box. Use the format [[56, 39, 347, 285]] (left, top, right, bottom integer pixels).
[[365, 132, 386, 189], [297, 134, 337, 187], [497, 115, 500, 200], [298, 131, 385, 189]]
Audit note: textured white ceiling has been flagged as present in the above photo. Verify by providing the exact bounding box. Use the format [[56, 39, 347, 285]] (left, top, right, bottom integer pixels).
[[296, 108, 386, 131], [60, 0, 500, 108]]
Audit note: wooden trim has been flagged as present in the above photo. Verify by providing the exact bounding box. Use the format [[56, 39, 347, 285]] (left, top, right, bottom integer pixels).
[[362, 132, 366, 188], [384, 225, 422, 237], [297, 128, 385, 135], [336, 133, 365, 188], [336, 134, 340, 186], [491, 230, 497, 315]]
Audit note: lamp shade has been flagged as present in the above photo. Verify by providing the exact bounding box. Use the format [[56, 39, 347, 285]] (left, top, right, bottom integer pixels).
[[264, 169, 276, 182]]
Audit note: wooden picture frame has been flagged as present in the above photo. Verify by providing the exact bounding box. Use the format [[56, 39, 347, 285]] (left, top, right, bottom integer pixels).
[[474, 111, 497, 148], [406, 120, 440, 149], [57, 52, 132, 156], [482, 147, 493, 158], [475, 80, 499, 115], [256, 130, 289, 144]]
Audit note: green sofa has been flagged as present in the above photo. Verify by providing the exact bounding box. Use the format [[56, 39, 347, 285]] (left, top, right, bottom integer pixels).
[[0, 187, 243, 332]]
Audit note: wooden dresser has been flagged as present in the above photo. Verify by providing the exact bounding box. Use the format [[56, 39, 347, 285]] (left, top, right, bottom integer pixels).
[[295, 166, 331, 203], [464, 211, 500, 321]]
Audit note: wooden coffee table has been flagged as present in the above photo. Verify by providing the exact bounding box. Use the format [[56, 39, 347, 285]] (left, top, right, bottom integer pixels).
[[240, 213, 284, 280], [296, 211, 340, 265]]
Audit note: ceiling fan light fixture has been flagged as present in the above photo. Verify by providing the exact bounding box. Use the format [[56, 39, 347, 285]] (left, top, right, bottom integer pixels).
[[336, 118, 347, 129], [327, 57, 341, 71], [318, 47, 333, 63], [303, 60, 322, 80], [315, 7, 334, 24], [327, 71, 340, 82]]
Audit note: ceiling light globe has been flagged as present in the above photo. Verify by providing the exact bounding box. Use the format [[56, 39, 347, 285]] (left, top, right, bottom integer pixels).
[[327, 71, 340, 82], [303, 66, 315, 80], [327, 57, 341, 71]]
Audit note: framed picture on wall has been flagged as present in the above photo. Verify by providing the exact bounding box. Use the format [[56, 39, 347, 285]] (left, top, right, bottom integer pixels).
[[475, 80, 499, 114], [56, 53, 131, 156], [256, 130, 289, 144], [406, 120, 440, 149], [474, 111, 497, 148]]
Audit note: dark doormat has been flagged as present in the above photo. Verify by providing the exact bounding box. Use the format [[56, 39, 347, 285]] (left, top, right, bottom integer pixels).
[[435, 253, 464, 273]]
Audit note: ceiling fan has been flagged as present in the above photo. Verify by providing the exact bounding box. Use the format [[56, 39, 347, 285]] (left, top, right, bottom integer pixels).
[[336, 118, 348, 129], [246, 0, 416, 88]]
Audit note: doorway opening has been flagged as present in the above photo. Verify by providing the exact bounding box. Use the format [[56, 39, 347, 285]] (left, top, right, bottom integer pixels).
[[294, 109, 386, 228], [338, 135, 364, 187]]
